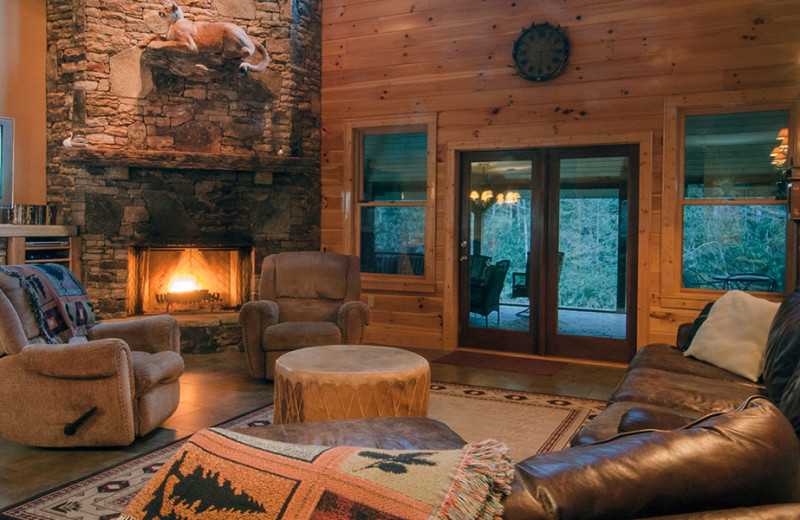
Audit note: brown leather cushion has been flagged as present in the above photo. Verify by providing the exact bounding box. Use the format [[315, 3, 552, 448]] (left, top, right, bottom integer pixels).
[[629, 343, 761, 386], [230, 416, 467, 450], [609, 367, 766, 414], [505, 397, 799, 520], [617, 404, 700, 432]]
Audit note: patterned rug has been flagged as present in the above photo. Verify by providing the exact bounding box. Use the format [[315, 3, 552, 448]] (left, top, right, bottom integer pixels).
[[0, 383, 604, 520]]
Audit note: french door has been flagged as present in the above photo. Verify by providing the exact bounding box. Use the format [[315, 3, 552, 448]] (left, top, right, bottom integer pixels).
[[458, 145, 638, 363]]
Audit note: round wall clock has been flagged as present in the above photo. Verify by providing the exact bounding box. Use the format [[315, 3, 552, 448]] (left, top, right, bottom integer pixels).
[[512, 22, 569, 82]]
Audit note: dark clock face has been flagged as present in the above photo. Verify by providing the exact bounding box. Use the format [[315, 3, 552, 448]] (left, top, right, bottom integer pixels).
[[512, 22, 569, 82]]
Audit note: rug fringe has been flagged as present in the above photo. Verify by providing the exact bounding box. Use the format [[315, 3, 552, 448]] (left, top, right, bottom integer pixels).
[[436, 439, 514, 520]]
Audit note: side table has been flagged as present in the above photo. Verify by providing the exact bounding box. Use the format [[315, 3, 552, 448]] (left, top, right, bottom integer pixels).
[[273, 344, 430, 424]]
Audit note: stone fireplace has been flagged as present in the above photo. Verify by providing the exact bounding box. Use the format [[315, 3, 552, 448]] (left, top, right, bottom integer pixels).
[[44, 0, 323, 341]]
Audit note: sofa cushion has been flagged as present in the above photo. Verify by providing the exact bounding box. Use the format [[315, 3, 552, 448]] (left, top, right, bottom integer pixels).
[[609, 367, 766, 414], [505, 397, 799, 520], [629, 343, 761, 384], [570, 400, 704, 447], [684, 290, 780, 381]]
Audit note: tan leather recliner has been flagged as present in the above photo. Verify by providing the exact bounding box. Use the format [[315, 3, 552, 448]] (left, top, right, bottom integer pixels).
[[0, 265, 183, 447], [239, 251, 370, 379]]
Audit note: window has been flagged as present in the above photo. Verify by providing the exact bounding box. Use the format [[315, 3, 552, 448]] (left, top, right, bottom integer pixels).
[[679, 109, 791, 293], [346, 114, 436, 285], [0, 117, 14, 208]]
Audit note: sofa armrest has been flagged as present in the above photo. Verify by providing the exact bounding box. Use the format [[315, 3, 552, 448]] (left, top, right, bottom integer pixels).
[[239, 300, 279, 378], [87, 315, 180, 354], [338, 301, 370, 344], [505, 397, 799, 520], [20, 339, 131, 379]]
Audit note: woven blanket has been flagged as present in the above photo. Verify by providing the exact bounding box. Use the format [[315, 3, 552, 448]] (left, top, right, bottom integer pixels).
[[0, 263, 94, 343], [120, 428, 514, 520]]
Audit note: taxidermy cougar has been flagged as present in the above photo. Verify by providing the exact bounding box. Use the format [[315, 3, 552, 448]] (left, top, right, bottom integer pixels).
[[140, 2, 269, 74]]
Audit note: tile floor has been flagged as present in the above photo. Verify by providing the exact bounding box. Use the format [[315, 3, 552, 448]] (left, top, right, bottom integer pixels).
[[0, 348, 626, 509]]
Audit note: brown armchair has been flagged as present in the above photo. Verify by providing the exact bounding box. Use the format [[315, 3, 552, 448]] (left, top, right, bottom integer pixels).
[[239, 251, 370, 379], [0, 264, 183, 447]]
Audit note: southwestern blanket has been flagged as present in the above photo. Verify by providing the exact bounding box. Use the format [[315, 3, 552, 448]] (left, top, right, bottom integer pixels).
[[0, 263, 94, 343], [119, 428, 514, 520]]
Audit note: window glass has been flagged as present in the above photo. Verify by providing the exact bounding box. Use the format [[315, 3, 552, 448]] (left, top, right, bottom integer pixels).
[[360, 206, 425, 275], [358, 126, 429, 276], [363, 132, 427, 202], [682, 204, 786, 292], [684, 110, 789, 199]]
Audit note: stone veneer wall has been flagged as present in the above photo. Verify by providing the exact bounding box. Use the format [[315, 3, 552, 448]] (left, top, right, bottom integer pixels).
[[44, 0, 322, 318]]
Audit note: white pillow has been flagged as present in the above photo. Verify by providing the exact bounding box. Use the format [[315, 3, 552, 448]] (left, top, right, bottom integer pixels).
[[684, 290, 780, 382]]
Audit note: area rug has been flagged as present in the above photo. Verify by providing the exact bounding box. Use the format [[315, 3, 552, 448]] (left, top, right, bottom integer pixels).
[[0, 383, 603, 520], [433, 350, 567, 376]]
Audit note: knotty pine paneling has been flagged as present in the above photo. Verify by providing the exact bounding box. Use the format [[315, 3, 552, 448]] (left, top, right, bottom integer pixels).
[[321, 0, 800, 352]]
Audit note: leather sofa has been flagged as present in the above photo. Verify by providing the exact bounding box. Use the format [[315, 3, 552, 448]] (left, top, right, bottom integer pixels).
[[227, 290, 800, 518]]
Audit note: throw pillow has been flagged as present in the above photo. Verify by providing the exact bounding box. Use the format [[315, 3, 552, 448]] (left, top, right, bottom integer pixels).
[[120, 428, 514, 520], [683, 290, 779, 381], [680, 301, 714, 352]]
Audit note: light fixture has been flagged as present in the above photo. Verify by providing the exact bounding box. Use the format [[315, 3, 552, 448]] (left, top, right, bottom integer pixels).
[[772, 128, 789, 167]]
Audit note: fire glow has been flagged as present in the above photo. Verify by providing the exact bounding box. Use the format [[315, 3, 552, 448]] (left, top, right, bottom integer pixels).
[[168, 274, 201, 294]]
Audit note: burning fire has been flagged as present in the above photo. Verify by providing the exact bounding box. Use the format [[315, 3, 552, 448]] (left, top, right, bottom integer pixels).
[[168, 274, 201, 293]]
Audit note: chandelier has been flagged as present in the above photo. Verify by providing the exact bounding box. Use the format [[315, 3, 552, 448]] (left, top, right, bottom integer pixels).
[[771, 127, 788, 167], [470, 164, 520, 207]]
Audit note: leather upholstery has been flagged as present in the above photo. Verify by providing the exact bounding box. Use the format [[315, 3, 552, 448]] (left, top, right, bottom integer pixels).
[[505, 397, 799, 520], [234, 416, 466, 450], [239, 251, 370, 379], [0, 267, 183, 447]]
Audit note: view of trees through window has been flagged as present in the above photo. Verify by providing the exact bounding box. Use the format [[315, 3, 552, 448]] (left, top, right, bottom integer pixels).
[[682, 204, 786, 292], [680, 109, 789, 292], [475, 194, 623, 311]]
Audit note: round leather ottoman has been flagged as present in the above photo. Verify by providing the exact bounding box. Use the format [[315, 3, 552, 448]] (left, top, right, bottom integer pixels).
[[273, 344, 430, 424]]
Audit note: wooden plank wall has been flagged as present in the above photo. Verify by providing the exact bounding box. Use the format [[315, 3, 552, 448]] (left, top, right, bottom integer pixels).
[[319, 0, 800, 351]]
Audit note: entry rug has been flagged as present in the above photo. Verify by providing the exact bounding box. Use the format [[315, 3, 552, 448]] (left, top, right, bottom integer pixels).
[[0, 383, 604, 520]]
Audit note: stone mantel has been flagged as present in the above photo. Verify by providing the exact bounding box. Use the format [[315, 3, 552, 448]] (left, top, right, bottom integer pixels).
[[60, 148, 317, 173]]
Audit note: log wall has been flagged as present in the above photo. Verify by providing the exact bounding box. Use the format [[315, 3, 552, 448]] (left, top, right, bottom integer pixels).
[[320, 0, 800, 352]]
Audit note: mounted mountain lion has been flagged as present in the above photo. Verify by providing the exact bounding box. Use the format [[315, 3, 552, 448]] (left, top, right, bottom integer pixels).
[[140, 2, 269, 74]]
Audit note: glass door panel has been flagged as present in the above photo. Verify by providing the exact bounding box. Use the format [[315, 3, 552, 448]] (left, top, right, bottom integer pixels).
[[546, 146, 637, 362], [459, 152, 538, 353]]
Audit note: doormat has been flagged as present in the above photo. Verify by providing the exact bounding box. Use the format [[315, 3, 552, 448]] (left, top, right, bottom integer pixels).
[[0, 383, 603, 520], [433, 350, 567, 376]]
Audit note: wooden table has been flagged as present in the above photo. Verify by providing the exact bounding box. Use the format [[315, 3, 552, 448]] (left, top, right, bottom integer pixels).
[[273, 345, 430, 424]]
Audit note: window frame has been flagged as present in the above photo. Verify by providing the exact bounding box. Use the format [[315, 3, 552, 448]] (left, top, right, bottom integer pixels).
[[661, 90, 798, 305], [344, 114, 437, 292]]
